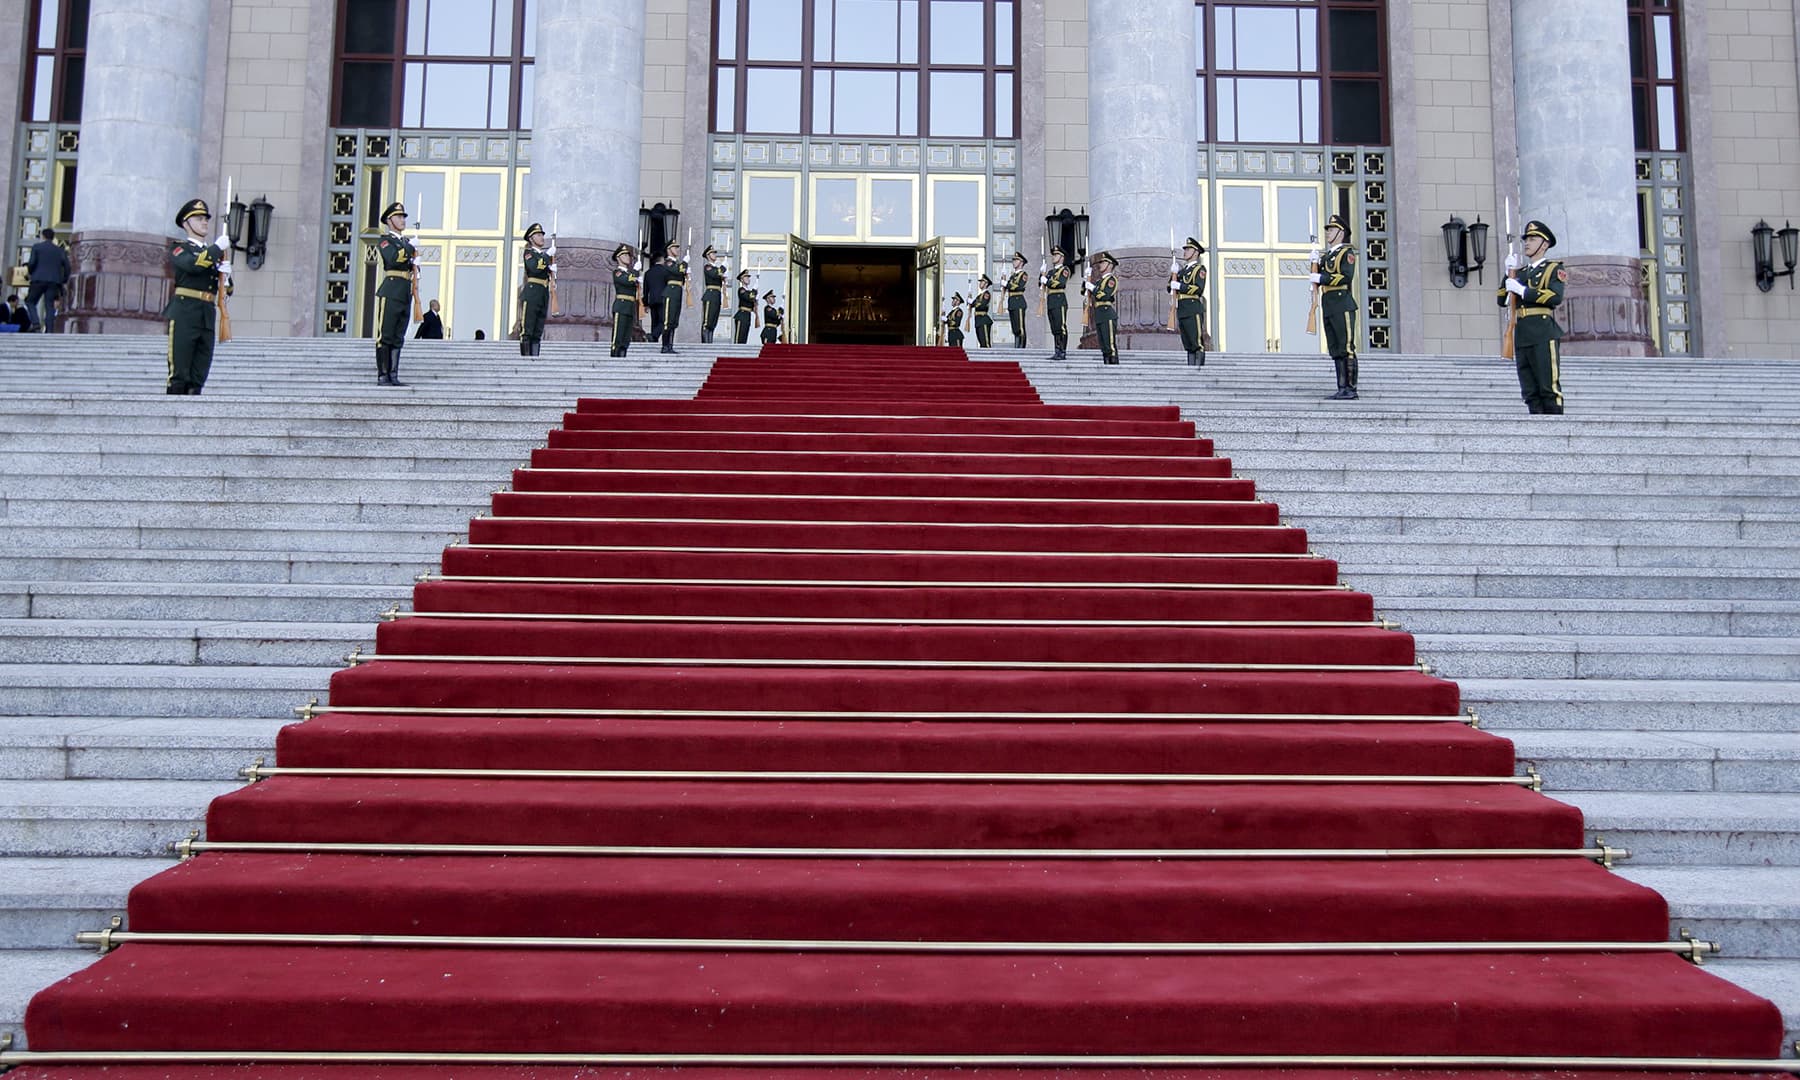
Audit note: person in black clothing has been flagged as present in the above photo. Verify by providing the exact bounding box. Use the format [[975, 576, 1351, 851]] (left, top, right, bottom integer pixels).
[[5, 295, 31, 331], [760, 290, 783, 344], [25, 228, 70, 333], [415, 299, 445, 339], [163, 198, 233, 395], [944, 293, 966, 348], [644, 241, 686, 354], [517, 222, 554, 356], [733, 269, 757, 344], [971, 275, 994, 348], [700, 247, 726, 343], [610, 244, 642, 358]]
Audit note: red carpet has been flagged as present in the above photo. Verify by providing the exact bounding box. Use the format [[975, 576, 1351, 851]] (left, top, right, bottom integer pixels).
[[14, 345, 1785, 1077]]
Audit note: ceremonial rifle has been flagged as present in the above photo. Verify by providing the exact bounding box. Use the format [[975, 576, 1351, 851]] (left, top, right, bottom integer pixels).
[[1502, 196, 1520, 361], [1305, 206, 1320, 336], [216, 175, 234, 344], [549, 209, 561, 317], [1035, 238, 1047, 317], [410, 192, 424, 323], [1165, 226, 1179, 332]]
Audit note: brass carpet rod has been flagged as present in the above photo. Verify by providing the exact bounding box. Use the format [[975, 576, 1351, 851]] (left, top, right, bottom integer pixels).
[[419, 574, 1354, 591], [494, 488, 1250, 506], [238, 761, 1542, 791], [73, 927, 1713, 963], [173, 836, 1627, 867], [520, 466, 1235, 482], [468, 515, 1293, 531], [339, 650, 1428, 674], [384, 609, 1397, 629], [455, 544, 1320, 560]]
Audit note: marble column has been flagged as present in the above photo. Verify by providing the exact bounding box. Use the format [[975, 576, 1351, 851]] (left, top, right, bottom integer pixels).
[[67, 0, 214, 333], [1085, 0, 1198, 350], [532, 0, 646, 341], [1512, 0, 1652, 356]]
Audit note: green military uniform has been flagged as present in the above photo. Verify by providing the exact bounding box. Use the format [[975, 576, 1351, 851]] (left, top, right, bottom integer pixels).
[[164, 198, 231, 395], [518, 223, 552, 358], [1004, 257, 1029, 347], [646, 244, 686, 354], [945, 295, 966, 348], [1499, 219, 1567, 414], [972, 277, 994, 348], [1091, 253, 1120, 365], [373, 201, 417, 386], [1044, 252, 1073, 359], [733, 277, 757, 344], [609, 245, 641, 358], [701, 250, 725, 343], [1317, 214, 1359, 400], [1174, 237, 1208, 367], [760, 293, 782, 344]]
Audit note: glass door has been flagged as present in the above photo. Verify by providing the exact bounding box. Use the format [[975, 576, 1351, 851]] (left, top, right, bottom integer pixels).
[[915, 236, 944, 346], [786, 234, 812, 344], [1213, 179, 1325, 354]]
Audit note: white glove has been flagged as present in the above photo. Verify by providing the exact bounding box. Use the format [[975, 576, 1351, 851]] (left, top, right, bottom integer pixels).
[[1167, 280, 1179, 293], [214, 234, 231, 252], [548, 262, 558, 274], [217, 261, 233, 277], [1038, 275, 1047, 286], [1505, 278, 1528, 297], [1309, 272, 1323, 285], [545, 244, 557, 257], [1308, 247, 1323, 263], [1081, 281, 1092, 294], [1503, 252, 1521, 272]]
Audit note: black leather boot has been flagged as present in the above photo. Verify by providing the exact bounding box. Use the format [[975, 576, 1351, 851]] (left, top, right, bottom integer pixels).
[[375, 346, 391, 385], [387, 352, 406, 387], [1343, 357, 1359, 400], [1327, 358, 1349, 399]]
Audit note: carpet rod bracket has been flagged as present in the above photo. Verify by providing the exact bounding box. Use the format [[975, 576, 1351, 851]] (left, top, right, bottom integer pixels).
[[380, 604, 402, 622], [171, 829, 200, 862], [1525, 764, 1543, 792], [294, 697, 320, 721], [342, 645, 366, 667], [76, 916, 124, 955], [1678, 928, 1720, 965], [1592, 835, 1627, 868], [240, 756, 268, 784], [415, 571, 434, 583], [1464, 707, 1481, 729]]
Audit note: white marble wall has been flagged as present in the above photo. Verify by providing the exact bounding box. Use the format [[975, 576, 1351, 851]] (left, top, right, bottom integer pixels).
[[534, 0, 646, 242], [1086, 0, 1197, 247]]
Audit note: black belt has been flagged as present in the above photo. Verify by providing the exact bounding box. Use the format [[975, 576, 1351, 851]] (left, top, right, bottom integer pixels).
[[525, 276, 549, 283]]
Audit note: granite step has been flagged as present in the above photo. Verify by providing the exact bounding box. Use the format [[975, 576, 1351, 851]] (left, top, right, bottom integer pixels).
[[0, 778, 240, 857], [0, 620, 369, 667], [1510, 731, 1800, 793], [1416, 634, 1800, 681], [0, 664, 329, 719], [0, 716, 287, 780], [0, 581, 409, 622], [1458, 678, 1800, 733]]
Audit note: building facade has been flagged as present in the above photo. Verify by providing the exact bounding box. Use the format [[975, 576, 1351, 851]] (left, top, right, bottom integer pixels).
[[3, 0, 1798, 357]]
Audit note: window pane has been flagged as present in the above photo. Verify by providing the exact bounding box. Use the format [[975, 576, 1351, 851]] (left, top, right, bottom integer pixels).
[[1330, 79, 1381, 144], [406, 0, 426, 53], [403, 61, 424, 125], [900, 0, 918, 62], [994, 72, 1013, 138], [718, 0, 738, 59], [459, 172, 502, 230], [929, 71, 983, 136], [428, 0, 496, 55], [1627, 13, 1644, 78], [421, 62, 492, 127], [1235, 76, 1301, 142], [838, 0, 899, 63], [1329, 10, 1379, 73], [1215, 8, 1233, 69], [1631, 84, 1649, 150], [1222, 185, 1263, 244], [1276, 187, 1314, 245], [488, 64, 510, 127], [1234, 7, 1300, 72], [344, 0, 398, 53], [746, 0, 802, 60], [715, 67, 737, 129], [1217, 76, 1236, 141], [522, 0, 535, 55], [1221, 273, 1264, 352], [835, 70, 898, 135], [813, 0, 830, 59], [29, 57, 52, 122], [1653, 14, 1674, 79], [899, 70, 919, 135], [519, 63, 533, 128], [815, 177, 858, 233], [1300, 9, 1317, 72], [1195, 76, 1206, 140], [1194, 5, 1205, 70], [931, 178, 981, 237], [870, 178, 913, 237], [63, 0, 88, 49], [813, 69, 832, 133], [1301, 77, 1318, 141], [745, 67, 801, 131], [36, 0, 59, 50], [930, 0, 983, 64], [340, 61, 396, 127], [452, 263, 497, 340], [995, 2, 1013, 65], [1656, 84, 1678, 150], [56, 55, 83, 122], [516, 170, 530, 232], [401, 172, 446, 229], [493, 0, 513, 56], [747, 175, 797, 235]]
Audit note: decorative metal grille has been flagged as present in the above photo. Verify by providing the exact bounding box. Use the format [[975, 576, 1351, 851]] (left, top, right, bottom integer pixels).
[[8, 123, 79, 270], [1638, 151, 1693, 356]]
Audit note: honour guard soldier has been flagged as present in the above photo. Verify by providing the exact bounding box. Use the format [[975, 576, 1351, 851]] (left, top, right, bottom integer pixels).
[[1088, 251, 1120, 364], [1042, 245, 1073, 359], [1501, 220, 1567, 414], [610, 244, 642, 358], [760, 290, 783, 344], [1172, 237, 1208, 367], [700, 246, 726, 343], [1311, 214, 1359, 399], [645, 240, 687, 355], [1004, 251, 1029, 347], [373, 201, 417, 385], [971, 275, 994, 348], [733, 269, 758, 344], [518, 222, 554, 357], [945, 293, 966, 348], [164, 198, 232, 395]]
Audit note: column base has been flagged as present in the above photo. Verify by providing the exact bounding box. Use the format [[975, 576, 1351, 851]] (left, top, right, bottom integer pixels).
[[1554, 254, 1655, 357], [65, 230, 176, 334], [1074, 247, 1187, 352], [540, 238, 641, 343]]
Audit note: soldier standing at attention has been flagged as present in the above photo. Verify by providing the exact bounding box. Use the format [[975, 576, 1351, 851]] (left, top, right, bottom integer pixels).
[[373, 201, 416, 386], [1004, 251, 1029, 347], [971, 275, 994, 348], [1500, 219, 1567, 414], [760, 290, 783, 344], [1042, 245, 1073, 360], [945, 293, 966, 348], [518, 222, 553, 358], [1311, 213, 1359, 400], [733, 269, 758, 344], [164, 198, 232, 395], [610, 244, 642, 358], [645, 241, 687, 355], [1088, 251, 1120, 365], [1172, 237, 1208, 367], [700, 247, 726, 343]]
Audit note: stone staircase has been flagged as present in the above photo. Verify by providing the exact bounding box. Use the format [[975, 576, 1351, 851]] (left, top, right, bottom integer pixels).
[[0, 334, 1796, 1054]]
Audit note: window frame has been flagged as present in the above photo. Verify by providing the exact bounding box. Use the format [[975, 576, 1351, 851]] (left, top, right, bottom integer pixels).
[[1195, 0, 1389, 147], [1627, 0, 1685, 153], [332, 0, 536, 131], [22, 0, 88, 123]]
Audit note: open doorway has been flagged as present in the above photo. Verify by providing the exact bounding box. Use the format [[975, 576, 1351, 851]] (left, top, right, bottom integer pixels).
[[806, 246, 918, 345]]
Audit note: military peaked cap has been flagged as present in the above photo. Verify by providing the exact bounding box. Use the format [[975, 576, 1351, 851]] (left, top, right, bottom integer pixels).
[[523, 222, 545, 241], [1523, 220, 1557, 247], [978, 274, 993, 285], [703, 245, 719, 258], [951, 292, 965, 303], [1092, 250, 1116, 266], [1012, 251, 1027, 262], [613, 243, 635, 261], [1326, 214, 1352, 239], [381, 201, 408, 224], [1183, 236, 1206, 254], [737, 268, 753, 280], [176, 199, 211, 226]]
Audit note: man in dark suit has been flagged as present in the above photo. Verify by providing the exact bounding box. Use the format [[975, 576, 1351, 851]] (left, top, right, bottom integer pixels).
[[415, 299, 445, 339], [25, 228, 70, 333]]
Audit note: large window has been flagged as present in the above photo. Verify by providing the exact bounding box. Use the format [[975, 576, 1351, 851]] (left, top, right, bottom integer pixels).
[[713, 0, 1019, 139], [22, 0, 88, 123], [334, 0, 536, 130], [1195, 0, 1386, 146], [1628, 0, 1683, 152]]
